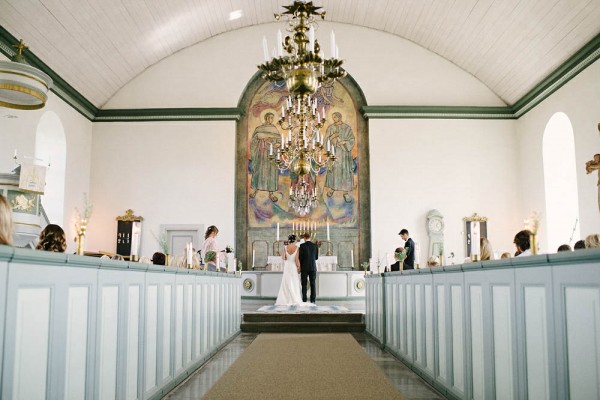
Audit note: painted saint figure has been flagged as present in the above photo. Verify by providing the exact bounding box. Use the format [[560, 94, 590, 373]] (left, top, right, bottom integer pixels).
[[250, 112, 280, 202], [324, 112, 355, 203]]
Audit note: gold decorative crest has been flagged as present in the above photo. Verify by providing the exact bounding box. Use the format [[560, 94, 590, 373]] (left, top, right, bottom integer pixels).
[[463, 213, 487, 222], [116, 209, 144, 222], [354, 279, 365, 292]]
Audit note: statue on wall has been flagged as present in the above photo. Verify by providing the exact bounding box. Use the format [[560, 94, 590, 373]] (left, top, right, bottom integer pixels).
[[324, 112, 355, 203], [586, 153, 600, 212], [249, 112, 281, 202]]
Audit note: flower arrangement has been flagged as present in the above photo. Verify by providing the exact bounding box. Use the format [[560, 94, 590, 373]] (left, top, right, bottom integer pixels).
[[361, 261, 369, 272], [74, 193, 93, 255], [316, 240, 322, 248], [205, 250, 217, 262], [524, 211, 542, 234], [225, 245, 234, 253], [237, 260, 242, 271], [151, 231, 170, 254]]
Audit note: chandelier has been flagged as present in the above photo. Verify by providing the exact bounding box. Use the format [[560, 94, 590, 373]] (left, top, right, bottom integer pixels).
[[258, 1, 347, 214], [0, 40, 52, 110], [289, 176, 318, 216]]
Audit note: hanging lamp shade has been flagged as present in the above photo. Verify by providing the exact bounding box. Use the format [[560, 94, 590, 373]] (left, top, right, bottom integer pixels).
[[0, 39, 52, 110]]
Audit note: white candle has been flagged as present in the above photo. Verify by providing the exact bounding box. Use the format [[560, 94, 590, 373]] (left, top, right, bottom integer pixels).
[[330, 30, 336, 58], [187, 243, 193, 267], [252, 249, 255, 268], [327, 220, 330, 241], [277, 30, 283, 56], [13, 149, 17, 158], [292, 221, 295, 231], [385, 252, 389, 271], [262, 36, 269, 61], [281, 105, 285, 117], [276, 223, 280, 241], [269, 143, 273, 155], [351, 249, 354, 268]]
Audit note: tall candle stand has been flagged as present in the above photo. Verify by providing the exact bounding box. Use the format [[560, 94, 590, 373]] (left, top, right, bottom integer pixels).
[[321, 240, 332, 256], [273, 240, 284, 256]]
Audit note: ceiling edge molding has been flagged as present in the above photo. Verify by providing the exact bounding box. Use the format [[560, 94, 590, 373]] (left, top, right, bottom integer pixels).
[[1, 26, 599, 122], [94, 108, 241, 122], [361, 106, 515, 120], [511, 32, 600, 118], [0, 25, 98, 120]]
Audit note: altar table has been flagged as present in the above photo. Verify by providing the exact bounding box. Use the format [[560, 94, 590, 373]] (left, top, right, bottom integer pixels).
[[267, 255, 337, 271]]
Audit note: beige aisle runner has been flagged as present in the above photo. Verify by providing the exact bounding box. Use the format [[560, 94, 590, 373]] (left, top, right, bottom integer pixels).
[[203, 333, 405, 400]]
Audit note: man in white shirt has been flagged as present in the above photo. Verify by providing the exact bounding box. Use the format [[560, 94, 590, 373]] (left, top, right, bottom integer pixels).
[[514, 230, 533, 257]]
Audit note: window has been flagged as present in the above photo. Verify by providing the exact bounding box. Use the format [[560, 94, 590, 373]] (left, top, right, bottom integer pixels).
[[543, 112, 580, 251]]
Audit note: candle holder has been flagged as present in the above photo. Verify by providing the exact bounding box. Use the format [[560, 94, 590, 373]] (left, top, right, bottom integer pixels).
[[320, 240, 332, 256], [273, 240, 284, 256]]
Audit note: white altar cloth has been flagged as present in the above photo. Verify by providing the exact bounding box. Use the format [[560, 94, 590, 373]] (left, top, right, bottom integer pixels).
[[267, 255, 337, 271]]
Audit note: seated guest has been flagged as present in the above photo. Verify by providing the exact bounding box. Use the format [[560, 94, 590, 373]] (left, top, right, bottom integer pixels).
[[205, 250, 217, 271], [480, 237, 494, 260], [36, 224, 67, 253], [574, 240, 586, 250], [138, 256, 152, 264], [390, 247, 406, 271], [585, 234, 600, 248], [151, 252, 166, 266], [0, 194, 13, 245], [500, 252, 511, 259], [427, 256, 440, 267], [513, 230, 533, 257], [557, 244, 572, 252]]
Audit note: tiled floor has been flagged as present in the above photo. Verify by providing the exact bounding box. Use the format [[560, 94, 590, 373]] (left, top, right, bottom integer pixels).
[[164, 332, 444, 399]]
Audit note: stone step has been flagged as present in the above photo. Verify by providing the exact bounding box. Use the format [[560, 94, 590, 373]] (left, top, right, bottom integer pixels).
[[240, 321, 365, 333], [243, 312, 364, 323]]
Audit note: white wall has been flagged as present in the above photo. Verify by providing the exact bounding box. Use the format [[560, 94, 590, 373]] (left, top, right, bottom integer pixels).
[[370, 119, 520, 265], [0, 90, 93, 253], [516, 59, 600, 246], [89, 121, 235, 257], [104, 22, 505, 109]]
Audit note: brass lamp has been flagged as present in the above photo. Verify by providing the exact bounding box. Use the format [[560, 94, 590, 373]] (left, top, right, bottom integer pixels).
[[259, 1, 346, 215], [0, 40, 53, 110]]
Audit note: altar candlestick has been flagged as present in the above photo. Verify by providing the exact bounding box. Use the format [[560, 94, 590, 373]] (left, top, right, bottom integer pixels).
[[276, 223, 280, 241], [269, 143, 273, 155], [327, 220, 330, 241], [262, 36, 269, 61], [385, 252, 389, 271], [252, 249, 255, 268], [351, 249, 354, 268]]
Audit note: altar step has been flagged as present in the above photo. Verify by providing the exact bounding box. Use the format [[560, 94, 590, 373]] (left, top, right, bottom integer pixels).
[[240, 313, 365, 333]]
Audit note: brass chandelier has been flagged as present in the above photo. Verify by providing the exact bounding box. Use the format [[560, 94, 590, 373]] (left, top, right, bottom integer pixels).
[[258, 1, 346, 182]]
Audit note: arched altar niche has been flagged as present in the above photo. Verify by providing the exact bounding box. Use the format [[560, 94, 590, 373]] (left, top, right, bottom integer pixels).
[[235, 73, 370, 271]]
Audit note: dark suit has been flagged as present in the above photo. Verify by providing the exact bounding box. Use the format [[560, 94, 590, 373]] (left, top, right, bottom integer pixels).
[[390, 261, 401, 272], [404, 238, 415, 270], [299, 240, 319, 303]]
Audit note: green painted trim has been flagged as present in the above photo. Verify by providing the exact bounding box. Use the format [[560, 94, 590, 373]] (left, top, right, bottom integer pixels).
[[95, 107, 242, 122], [512, 31, 600, 117], [1, 26, 599, 122], [362, 105, 515, 119], [0, 25, 98, 120]]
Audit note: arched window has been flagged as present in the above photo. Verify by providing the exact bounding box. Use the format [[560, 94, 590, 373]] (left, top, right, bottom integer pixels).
[[543, 112, 580, 251], [35, 111, 66, 225]]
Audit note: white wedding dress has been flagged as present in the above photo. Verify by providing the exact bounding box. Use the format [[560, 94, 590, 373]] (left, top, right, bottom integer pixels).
[[275, 247, 303, 306]]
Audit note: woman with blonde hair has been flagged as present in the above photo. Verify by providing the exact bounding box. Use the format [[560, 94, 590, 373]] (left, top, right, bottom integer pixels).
[[480, 237, 494, 261], [584, 234, 600, 248], [36, 224, 67, 253], [0, 194, 13, 245]]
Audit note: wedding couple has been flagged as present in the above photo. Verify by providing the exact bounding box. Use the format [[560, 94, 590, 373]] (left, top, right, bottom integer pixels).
[[275, 232, 318, 305]]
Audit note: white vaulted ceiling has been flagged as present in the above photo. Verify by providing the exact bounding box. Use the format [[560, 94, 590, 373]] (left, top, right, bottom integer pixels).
[[0, 0, 599, 109]]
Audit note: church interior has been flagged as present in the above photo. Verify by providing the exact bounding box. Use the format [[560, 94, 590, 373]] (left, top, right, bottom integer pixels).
[[0, 1, 599, 399]]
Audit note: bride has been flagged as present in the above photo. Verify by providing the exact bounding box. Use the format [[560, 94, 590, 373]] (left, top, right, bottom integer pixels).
[[275, 234, 303, 306]]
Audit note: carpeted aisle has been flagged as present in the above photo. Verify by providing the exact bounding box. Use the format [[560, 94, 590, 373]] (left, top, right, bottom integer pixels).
[[203, 333, 405, 400]]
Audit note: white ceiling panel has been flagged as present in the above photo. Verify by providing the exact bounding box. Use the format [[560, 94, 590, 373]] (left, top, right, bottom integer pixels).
[[0, 0, 598, 108]]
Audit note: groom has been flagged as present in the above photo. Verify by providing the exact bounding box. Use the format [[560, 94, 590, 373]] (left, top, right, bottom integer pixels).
[[299, 232, 319, 303]]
